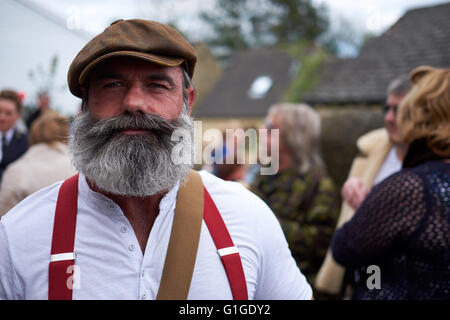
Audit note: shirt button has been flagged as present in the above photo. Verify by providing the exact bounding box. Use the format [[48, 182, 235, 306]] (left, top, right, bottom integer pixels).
[[108, 204, 115, 209], [128, 244, 135, 252], [141, 294, 147, 300], [121, 226, 127, 233]]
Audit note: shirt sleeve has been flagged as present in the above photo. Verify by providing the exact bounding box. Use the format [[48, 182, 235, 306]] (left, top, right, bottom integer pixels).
[[253, 200, 313, 300], [331, 170, 427, 269], [0, 221, 20, 300]]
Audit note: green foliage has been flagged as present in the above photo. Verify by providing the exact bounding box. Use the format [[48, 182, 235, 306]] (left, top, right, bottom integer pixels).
[[282, 42, 327, 103], [200, 0, 329, 58], [269, 0, 329, 45], [27, 54, 59, 94]]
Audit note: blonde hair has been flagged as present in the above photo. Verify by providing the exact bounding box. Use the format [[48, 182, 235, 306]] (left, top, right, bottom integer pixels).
[[29, 110, 70, 149], [397, 66, 450, 158], [268, 102, 323, 174]]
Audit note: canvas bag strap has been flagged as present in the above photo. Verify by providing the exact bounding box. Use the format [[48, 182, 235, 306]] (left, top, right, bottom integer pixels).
[[156, 170, 204, 300]]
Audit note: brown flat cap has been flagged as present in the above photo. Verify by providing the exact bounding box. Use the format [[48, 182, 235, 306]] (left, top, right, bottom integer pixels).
[[68, 19, 197, 98]]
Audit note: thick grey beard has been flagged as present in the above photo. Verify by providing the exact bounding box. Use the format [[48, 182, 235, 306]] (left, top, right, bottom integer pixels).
[[70, 109, 194, 197]]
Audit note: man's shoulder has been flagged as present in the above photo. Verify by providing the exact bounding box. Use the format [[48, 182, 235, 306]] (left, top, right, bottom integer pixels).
[[356, 128, 390, 155], [1, 181, 62, 231]]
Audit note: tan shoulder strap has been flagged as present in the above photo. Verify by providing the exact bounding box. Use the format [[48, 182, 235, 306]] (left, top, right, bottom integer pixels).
[[156, 170, 204, 300]]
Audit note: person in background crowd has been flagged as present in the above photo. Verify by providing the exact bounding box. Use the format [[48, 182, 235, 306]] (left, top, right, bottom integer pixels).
[[0, 89, 28, 182], [251, 102, 339, 297], [0, 111, 77, 216], [0, 19, 312, 300], [331, 65, 450, 300], [315, 74, 412, 297], [209, 130, 249, 185], [25, 90, 51, 129]]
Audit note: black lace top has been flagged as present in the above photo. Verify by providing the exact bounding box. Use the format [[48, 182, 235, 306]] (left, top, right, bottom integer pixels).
[[332, 160, 450, 299]]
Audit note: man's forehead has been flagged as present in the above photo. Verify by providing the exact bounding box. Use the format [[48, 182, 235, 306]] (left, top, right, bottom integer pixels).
[[387, 93, 405, 104], [90, 56, 182, 79]]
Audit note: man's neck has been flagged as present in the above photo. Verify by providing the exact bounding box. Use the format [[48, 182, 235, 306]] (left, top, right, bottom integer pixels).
[[86, 178, 167, 254]]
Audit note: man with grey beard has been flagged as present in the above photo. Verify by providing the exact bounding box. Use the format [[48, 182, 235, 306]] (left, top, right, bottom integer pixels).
[[0, 19, 312, 300], [71, 107, 194, 198]]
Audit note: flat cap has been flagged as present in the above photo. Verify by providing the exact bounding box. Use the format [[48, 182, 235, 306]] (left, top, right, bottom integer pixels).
[[68, 19, 197, 98]]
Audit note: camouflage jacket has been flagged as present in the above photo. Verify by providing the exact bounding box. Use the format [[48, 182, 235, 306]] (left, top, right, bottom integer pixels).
[[251, 166, 339, 284]]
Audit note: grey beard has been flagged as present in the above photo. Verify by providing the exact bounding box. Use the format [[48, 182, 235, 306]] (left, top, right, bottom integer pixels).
[[70, 110, 194, 197]]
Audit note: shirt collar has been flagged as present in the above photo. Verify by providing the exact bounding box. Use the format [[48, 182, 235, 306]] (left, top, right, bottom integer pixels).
[[1, 128, 15, 144], [77, 173, 181, 217]]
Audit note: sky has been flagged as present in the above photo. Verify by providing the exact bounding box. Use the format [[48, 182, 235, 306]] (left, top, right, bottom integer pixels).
[[35, 0, 450, 39]]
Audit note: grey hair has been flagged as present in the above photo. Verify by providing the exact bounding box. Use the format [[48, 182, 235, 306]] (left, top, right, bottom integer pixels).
[[386, 74, 412, 97], [181, 67, 196, 112], [268, 102, 324, 174]]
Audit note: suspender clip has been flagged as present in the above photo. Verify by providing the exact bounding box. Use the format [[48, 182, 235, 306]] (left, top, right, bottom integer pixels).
[[218, 246, 239, 257], [50, 252, 76, 262]]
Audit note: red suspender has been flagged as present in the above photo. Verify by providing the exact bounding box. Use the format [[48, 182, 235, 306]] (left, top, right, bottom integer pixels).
[[48, 174, 79, 300], [203, 187, 248, 300], [49, 175, 248, 300]]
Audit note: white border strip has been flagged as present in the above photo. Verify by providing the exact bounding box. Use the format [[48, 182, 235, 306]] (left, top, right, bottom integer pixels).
[[50, 252, 75, 262], [218, 246, 239, 257]]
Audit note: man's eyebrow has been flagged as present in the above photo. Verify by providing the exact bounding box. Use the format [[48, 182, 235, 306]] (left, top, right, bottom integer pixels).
[[92, 72, 177, 87], [94, 72, 124, 80], [145, 74, 176, 88]]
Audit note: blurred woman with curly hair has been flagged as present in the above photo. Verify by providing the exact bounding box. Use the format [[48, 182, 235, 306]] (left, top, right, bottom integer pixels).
[[331, 66, 450, 300], [0, 111, 77, 216]]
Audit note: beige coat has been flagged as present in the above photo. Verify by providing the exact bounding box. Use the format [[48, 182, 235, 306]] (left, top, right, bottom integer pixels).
[[314, 128, 392, 294], [0, 142, 77, 216]]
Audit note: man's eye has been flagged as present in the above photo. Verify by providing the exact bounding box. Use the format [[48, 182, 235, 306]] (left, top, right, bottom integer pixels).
[[104, 81, 123, 88], [148, 83, 167, 89]]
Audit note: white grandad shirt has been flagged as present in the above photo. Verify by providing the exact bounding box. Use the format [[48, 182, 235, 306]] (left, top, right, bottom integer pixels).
[[0, 171, 312, 300]]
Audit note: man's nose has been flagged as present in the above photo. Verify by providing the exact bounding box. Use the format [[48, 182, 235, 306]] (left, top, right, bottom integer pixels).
[[122, 84, 147, 115], [385, 108, 396, 122]]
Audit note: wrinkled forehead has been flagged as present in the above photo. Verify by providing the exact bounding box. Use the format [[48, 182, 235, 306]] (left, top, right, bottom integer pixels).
[[87, 56, 183, 83]]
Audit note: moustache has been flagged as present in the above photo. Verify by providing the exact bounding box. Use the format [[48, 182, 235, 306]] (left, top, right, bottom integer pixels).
[[82, 113, 183, 139]]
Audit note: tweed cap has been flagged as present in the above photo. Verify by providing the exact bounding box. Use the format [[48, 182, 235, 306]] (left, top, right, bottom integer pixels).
[[67, 19, 197, 98]]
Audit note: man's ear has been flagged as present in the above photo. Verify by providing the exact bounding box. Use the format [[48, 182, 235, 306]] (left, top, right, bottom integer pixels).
[[186, 85, 196, 116], [79, 86, 89, 112]]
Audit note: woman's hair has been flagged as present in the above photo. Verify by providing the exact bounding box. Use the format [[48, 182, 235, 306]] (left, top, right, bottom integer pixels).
[[268, 102, 323, 174], [398, 66, 450, 158], [0, 89, 22, 113], [29, 110, 70, 148]]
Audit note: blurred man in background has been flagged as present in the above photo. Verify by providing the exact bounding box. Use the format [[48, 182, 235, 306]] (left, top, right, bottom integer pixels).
[[26, 90, 51, 129], [0, 89, 28, 182]]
